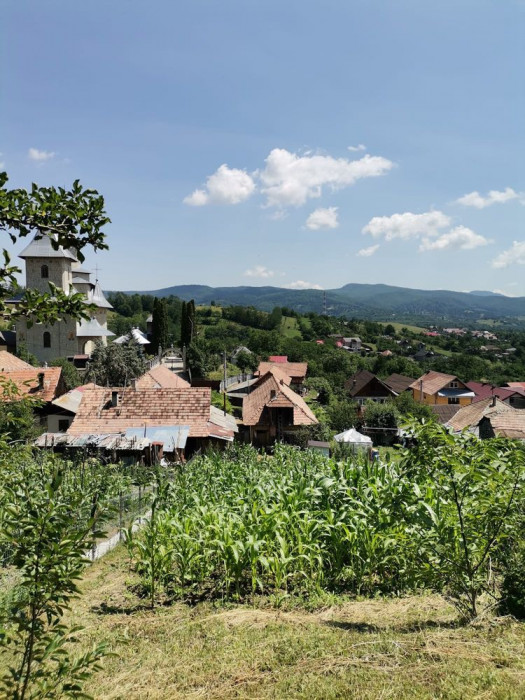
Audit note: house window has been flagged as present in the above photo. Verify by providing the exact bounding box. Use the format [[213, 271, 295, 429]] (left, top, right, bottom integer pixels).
[[43, 332, 51, 348], [448, 397, 459, 405], [41, 264, 49, 278], [58, 419, 70, 432], [449, 381, 458, 388]]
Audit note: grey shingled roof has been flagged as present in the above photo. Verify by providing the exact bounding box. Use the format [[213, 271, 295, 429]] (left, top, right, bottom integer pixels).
[[88, 281, 113, 309], [76, 318, 115, 337], [19, 234, 77, 260]]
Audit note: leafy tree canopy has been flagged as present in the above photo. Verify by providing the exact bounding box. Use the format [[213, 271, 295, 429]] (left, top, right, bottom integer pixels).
[[0, 171, 110, 325], [86, 340, 147, 386]]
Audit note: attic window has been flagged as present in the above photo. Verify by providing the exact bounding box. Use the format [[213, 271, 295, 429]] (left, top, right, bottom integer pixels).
[[41, 264, 49, 279], [450, 381, 458, 388]]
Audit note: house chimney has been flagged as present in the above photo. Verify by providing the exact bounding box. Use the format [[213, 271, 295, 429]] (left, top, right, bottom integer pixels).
[[270, 389, 276, 400], [37, 372, 45, 390], [491, 395, 497, 408], [111, 391, 119, 407], [131, 378, 137, 390]]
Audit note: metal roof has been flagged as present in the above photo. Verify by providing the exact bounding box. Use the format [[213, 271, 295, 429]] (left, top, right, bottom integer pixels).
[[114, 327, 149, 345], [76, 318, 115, 337], [19, 234, 77, 260], [88, 280, 113, 309], [125, 426, 190, 450], [72, 276, 94, 285]]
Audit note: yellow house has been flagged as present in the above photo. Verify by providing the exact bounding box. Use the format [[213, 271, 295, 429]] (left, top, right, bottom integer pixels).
[[410, 371, 474, 406]]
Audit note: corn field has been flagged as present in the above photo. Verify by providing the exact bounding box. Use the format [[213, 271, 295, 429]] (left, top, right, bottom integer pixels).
[[126, 425, 525, 615], [126, 442, 431, 602]]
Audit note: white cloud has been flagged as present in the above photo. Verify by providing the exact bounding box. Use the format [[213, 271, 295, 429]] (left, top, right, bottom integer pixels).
[[419, 226, 490, 252], [306, 207, 339, 230], [363, 211, 451, 241], [243, 265, 274, 278], [492, 241, 525, 269], [28, 148, 55, 162], [284, 280, 323, 290], [347, 144, 366, 152], [259, 148, 393, 208], [357, 244, 380, 257], [184, 164, 256, 206], [492, 289, 516, 297], [456, 187, 521, 209]]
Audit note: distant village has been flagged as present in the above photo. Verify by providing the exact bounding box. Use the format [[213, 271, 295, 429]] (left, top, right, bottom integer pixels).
[[2, 234, 525, 464]]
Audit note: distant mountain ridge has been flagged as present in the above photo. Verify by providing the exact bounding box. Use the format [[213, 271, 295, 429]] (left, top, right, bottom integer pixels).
[[119, 283, 525, 325]]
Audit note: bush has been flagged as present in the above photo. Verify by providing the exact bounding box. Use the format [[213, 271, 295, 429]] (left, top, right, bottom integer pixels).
[[500, 542, 525, 619]]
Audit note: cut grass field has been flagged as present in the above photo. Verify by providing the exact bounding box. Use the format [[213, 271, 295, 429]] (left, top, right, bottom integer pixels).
[[66, 548, 525, 699], [281, 316, 302, 338]]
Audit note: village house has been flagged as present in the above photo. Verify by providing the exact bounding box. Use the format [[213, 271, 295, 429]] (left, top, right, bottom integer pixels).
[[410, 371, 475, 406], [0, 352, 66, 431], [344, 370, 397, 407], [36, 384, 237, 461], [446, 396, 515, 435], [255, 356, 308, 387], [242, 366, 317, 446], [466, 381, 525, 410]]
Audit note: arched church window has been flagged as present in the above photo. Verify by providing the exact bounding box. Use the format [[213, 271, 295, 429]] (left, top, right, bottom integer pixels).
[[41, 265, 49, 278], [43, 332, 51, 348]]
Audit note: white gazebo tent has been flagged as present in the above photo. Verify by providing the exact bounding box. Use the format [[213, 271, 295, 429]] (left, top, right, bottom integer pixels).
[[334, 428, 373, 450]]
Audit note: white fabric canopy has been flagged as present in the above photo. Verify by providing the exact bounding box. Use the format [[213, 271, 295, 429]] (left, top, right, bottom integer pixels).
[[334, 428, 372, 445]]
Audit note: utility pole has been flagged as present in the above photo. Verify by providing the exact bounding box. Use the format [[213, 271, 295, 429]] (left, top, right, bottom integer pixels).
[[223, 350, 227, 416]]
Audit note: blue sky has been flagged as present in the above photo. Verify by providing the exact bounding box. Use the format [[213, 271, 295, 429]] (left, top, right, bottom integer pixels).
[[2, 0, 524, 295]]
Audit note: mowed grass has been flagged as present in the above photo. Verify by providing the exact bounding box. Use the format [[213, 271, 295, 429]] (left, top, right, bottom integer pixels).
[[65, 547, 525, 699], [281, 316, 302, 338]]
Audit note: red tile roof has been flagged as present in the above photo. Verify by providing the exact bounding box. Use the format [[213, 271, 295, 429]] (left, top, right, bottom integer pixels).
[[410, 371, 461, 396], [67, 386, 226, 439], [466, 382, 517, 404], [136, 364, 190, 389], [256, 361, 308, 380], [242, 369, 317, 427], [0, 367, 64, 403], [0, 351, 34, 371]]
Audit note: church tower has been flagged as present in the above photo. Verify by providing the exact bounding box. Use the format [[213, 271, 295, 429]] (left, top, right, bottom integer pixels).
[[15, 235, 114, 363]]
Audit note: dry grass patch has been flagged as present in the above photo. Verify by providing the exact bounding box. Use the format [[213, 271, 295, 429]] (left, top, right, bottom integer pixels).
[[53, 547, 525, 699]]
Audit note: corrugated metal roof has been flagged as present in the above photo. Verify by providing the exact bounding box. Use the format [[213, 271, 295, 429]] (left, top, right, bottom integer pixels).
[[125, 426, 190, 449]]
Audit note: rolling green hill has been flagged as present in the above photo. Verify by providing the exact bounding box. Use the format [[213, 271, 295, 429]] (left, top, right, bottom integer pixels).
[[120, 283, 525, 326]]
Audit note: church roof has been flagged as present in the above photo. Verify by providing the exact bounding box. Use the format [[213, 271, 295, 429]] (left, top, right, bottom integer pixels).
[[114, 327, 150, 345], [76, 318, 115, 338], [72, 276, 95, 286], [18, 234, 78, 261], [87, 281, 113, 309]]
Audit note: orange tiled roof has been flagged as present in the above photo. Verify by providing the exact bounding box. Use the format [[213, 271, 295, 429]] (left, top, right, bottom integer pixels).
[[447, 397, 514, 432], [135, 364, 190, 389], [67, 386, 219, 438], [256, 361, 308, 380], [409, 371, 459, 396], [0, 351, 34, 371], [242, 370, 317, 427], [0, 367, 63, 403]]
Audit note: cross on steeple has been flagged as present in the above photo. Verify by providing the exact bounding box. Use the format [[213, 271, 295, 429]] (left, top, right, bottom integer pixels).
[[93, 264, 101, 282]]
